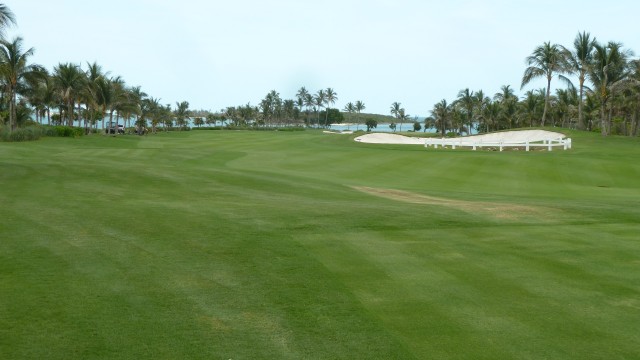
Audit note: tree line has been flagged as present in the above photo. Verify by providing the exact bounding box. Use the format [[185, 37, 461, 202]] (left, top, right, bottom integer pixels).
[[218, 87, 366, 129], [425, 32, 640, 137], [1, 3, 638, 139], [0, 4, 194, 137]]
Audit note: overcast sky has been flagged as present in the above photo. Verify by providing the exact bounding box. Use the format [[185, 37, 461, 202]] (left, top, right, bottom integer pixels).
[[6, 0, 640, 116]]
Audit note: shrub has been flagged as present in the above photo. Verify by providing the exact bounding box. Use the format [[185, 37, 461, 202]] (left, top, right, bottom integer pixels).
[[192, 126, 224, 130], [44, 125, 85, 137], [2, 126, 44, 142]]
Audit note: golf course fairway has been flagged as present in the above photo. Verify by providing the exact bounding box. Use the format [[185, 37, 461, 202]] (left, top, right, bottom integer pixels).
[[1, 129, 639, 359]]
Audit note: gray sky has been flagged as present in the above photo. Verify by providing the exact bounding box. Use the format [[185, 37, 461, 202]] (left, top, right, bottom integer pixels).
[[7, 0, 640, 116]]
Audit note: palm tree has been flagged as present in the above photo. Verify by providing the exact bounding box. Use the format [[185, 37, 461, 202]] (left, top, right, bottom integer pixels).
[[81, 61, 109, 132], [259, 90, 280, 127], [398, 108, 410, 132], [589, 41, 632, 135], [343, 102, 355, 130], [106, 76, 126, 133], [520, 90, 543, 128], [52, 62, 85, 126], [128, 85, 147, 128], [521, 41, 570, 126], [554, 87, 578, 128], [0, 36, 44, 131], [282, 99, 295, 125], [423, 116, 435, 132], [494, 85, 518, 129], [628, 60, 640, 136], [144, 97, 161, 133], [457, 88, 475, 135], [296, 86, 309, 125], [431, 99, 451, 136], [115, 87, 141, 133], [296, 86, 308, 101], [390, 101, 401, 130], [303, 93, 314, 127], [26, 69, 56, 125], [205, 113, 216, 127], [486, 101, 502, 132], [259, 98, 270, 126], [562, 32, 596, 130], [193, 117, 204, 127], [94, 76, 113, 130], [295, 97, 304, 125], [324, 87, 338, 127], [314, 89, 325, 128], [354, 100, 365, 130], [474, 90, 490, 133], [0, 4, 16, 37], [174, 101, 190, 129]]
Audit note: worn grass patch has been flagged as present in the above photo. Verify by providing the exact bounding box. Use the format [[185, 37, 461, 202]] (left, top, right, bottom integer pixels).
[[352, 186, 558, 221]]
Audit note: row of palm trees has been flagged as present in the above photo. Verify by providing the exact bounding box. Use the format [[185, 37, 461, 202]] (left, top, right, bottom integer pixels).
[[0, 4, 197, 135], [295, 87, 340, 127], [521, 32, 638, 136], [427, 32, 640, 137], [1, 45, 191, 134], [218, 88, 365, 129]]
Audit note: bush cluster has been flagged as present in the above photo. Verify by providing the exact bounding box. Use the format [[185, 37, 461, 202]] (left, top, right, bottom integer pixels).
[[0, 125, 86, 142], [192, 126, 306, 132], [191, 126, 224, 130], [0, 126, 45, 142], [44, 126, 85, 138]]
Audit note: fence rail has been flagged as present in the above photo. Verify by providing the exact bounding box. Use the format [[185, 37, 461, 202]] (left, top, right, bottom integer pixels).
[[424, 137, 572, 151]]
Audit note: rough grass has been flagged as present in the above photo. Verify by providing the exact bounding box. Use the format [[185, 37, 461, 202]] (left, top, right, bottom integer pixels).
[[1, 129, 639, 359]]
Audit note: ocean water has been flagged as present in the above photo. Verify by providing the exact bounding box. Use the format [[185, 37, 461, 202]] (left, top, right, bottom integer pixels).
[[328, 123, 479, 135], [328, 123, 440, 134]]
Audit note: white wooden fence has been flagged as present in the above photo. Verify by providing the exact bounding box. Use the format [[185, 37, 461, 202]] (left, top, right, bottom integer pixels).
[[424, 136, 572, 151]]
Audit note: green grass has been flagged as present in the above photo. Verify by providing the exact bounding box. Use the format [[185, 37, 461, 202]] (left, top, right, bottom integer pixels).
[[1, 129, 639, 359]]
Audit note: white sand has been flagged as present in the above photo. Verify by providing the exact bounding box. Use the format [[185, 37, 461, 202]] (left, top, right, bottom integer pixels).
[[354, 133, 425, 144], [354, 130, 567, 145]]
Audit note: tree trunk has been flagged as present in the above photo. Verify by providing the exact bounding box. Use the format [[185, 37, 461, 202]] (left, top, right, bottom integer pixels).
[[632, 107, 639, 137], [9, 91, 16, 131], [578, 75, 585, 130], [542, 77, 551, 127], [67, 100, 74, 127], [101, 106, 106, 131], [115, 112, 119, 136], [608, 106, 614, 135], [600, 101, 608, 136], [108, 110, 114, 135]]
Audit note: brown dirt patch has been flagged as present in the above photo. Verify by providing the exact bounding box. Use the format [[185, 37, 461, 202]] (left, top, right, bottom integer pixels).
[[352, 186, 555, 221]]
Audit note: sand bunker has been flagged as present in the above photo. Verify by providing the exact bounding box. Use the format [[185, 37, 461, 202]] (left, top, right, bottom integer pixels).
[[354, 132, 425, 144], [354, 130, 570, 151]]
